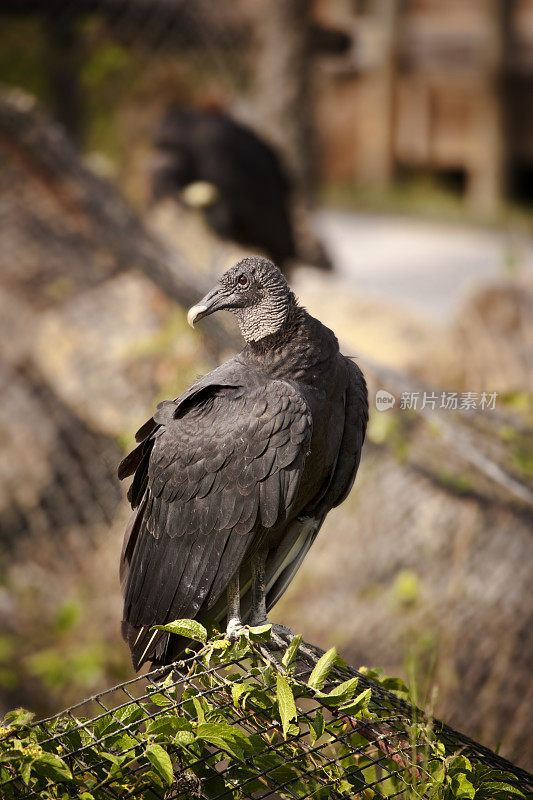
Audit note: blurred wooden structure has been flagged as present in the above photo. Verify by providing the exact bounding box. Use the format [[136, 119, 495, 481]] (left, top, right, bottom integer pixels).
[[317, 0, 533, 210], [3, 0, 531, 211]]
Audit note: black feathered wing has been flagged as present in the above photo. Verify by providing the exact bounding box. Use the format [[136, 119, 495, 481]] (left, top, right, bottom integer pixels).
[[119, 373, 312, 670], [257, 357, 368, 617], [325, 358, 368, 510], [216, 356, 368, 629]]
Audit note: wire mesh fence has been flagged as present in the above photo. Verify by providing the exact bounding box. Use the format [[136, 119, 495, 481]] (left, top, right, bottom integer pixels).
[[2, 630, 532, 799]]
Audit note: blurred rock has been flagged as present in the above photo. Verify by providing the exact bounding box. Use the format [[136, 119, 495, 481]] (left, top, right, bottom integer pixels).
[[34, 271, 171, 436], [451, 279, 533, 394]]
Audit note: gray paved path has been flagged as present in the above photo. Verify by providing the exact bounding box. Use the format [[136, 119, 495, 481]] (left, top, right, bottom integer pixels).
[[315, 210, 533, 321]]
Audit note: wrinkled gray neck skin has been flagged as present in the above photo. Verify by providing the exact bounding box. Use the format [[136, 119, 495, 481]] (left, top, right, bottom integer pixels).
[[233, 273, 295, 343]]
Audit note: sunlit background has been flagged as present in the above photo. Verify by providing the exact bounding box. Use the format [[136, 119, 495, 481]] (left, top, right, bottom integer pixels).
[[0, 0, 532, 771]]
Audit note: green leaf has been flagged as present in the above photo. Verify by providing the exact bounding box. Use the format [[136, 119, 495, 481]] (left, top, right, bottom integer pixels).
[[196, 722, 246, 742], [307, 647, 337, 690], [253, 752, 305, 784], [100, 752, 121, 766], [448, 755, 472, 776], [145, 743, 173, 787], [192, 697, 205, 723], [144, 768, 164, 789], [32, 751, 72, 781], [449, 772, 476, 799], [282, 634, 302, 667], [248, 623, 272, 641], [113, 704, 147, 726], [479, 782, 525, 798], [326, 676, 359, 698], [339, 687, 372, 716], [93, 711, 120, 739], [20, 760, 32, 785], [231, 682, 252, 707], [151, 618, 207, 642], [196, 722, 247, 760], [105, 756, 129, 782], [174, 730, 195, 746], [309, 709, 325, 744], [276, 674, 298, 737], [428, 757, 446, 784], [210, 639, 230, 650], [379, 676, 409, 695], [287, 723, 300, 736], [315, 676, 361, 706], [145, 687, 172, 707], [146, 714, 192, 737], [110, 733, 138, 752], [4, 708, 34, 727]]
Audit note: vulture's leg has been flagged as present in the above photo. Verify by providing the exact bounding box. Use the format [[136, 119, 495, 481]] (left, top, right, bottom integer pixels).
[[250, 547, 294, 646], [225, 572, 244, 639], [249, 547, 268, 626]]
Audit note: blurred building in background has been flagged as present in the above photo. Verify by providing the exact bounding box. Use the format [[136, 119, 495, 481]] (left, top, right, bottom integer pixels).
[[318, 0, 533, 211], [0, 0, 532, 773]]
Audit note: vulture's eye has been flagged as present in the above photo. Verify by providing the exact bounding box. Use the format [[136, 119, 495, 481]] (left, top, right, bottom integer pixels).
[[237, 274, 248, 287]]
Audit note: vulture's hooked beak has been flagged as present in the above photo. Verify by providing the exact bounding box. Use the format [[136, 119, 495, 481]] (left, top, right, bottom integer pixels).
[[187, 286, 228, 327]]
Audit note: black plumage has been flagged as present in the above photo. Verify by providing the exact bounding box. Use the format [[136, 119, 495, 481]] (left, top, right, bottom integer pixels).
[[120, 257, 368, 670], [151, 108, 296, 271]]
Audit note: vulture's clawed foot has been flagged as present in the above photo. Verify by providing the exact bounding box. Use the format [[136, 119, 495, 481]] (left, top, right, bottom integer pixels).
[[266, 623, 294, 650], [225, 618, 247, 641]]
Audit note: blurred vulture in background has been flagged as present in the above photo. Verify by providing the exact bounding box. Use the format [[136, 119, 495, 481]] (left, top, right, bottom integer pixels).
[[151, 108, 298, 273]]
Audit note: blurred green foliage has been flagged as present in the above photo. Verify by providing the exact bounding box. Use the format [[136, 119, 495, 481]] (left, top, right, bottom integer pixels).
[[496, 401, 533, 477], [393, 569, 421, 608], [0, 590, 130, 714], [437, 470, 473, 495], [500, 392, 533, 418], [367, 411, 413, 462], [81, 41, 131, 89], [0, 18, 48, 101]]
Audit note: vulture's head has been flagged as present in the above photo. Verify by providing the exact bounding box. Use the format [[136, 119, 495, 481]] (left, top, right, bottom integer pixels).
[[187, 257, 295, 342]]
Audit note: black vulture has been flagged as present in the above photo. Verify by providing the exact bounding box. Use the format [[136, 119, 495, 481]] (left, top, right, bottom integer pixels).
[[119, 257, 368, 670], [151, 108, 297, 271]]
